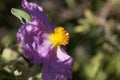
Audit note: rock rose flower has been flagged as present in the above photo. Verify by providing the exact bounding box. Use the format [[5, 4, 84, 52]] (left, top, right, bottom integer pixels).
[[17, 0, 73, 80]]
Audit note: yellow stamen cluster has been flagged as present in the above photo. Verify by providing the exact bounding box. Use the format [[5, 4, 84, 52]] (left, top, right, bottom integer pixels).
[[49, 27, 69, 46]]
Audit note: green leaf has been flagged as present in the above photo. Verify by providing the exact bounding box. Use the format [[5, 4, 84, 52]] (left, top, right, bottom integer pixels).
[[11, 8, 31, 23]]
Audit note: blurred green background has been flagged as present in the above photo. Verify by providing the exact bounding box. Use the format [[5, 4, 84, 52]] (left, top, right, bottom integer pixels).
[[0, 0, 120, 80]]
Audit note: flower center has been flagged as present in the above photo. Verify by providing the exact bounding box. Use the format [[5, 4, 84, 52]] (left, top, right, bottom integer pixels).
[[49, 27, 69, 46]]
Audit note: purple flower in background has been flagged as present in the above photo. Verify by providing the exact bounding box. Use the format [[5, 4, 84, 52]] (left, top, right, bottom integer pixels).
[[17, 0, 73, 80]]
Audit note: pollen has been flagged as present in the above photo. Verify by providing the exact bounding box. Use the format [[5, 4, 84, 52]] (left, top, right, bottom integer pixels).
[[49, 27, 70, 46]]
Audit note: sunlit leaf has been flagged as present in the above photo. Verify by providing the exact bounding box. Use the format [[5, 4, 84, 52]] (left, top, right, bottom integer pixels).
[[11, 8, 31, 23], [2, 48, 18, 63]]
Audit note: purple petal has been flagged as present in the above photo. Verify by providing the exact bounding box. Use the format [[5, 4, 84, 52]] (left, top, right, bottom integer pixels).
[[19, 36, 52, 64], [17, 20, 52, 64], [22, 0, 54, 31], [17, 21, 38, 42], [42, 47, 73, 80]]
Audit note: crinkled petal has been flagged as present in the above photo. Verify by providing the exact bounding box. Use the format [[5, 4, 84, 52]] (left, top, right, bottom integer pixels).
[[42, 47, 73, 80], [17, 20, 52, 64], [22, 40, 52, 64], [17, 21, 40, 42], [22, 0, 54, 31]]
